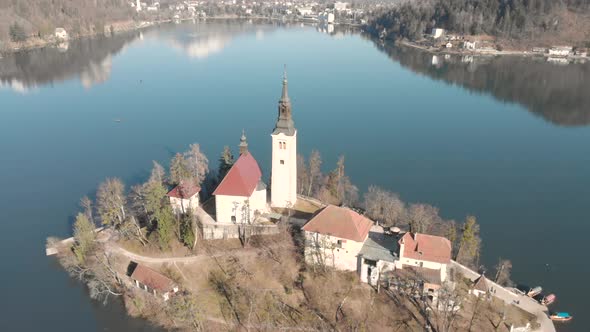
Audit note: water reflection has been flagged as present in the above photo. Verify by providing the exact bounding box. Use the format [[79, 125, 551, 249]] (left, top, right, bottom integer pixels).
[[0, 32, 139, 93], [367, 37, 590, 126], [0, 21, 276, 92]]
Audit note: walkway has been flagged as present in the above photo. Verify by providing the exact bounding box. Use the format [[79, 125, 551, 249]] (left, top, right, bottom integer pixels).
[[451, 261, 555, 332]]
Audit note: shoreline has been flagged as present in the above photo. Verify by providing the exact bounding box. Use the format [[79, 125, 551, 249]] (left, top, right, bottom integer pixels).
[[0, 16, 359, 56], [394, 39, 589, 60]]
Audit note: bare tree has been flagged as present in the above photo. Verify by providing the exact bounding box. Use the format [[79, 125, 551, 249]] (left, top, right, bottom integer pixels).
[[363, 185, 406, 227], [494, 259, 513, 287], [96, 178, 126, 226], [80, 196, 93, 222], [185, 143, 209, 186], [297, 154, 309, 195], [406, 203, 441, 234], [307, 150, 322, 197], [148, 160, 166, 184]]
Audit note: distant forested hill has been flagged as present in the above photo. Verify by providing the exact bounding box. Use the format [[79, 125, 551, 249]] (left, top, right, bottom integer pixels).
[[0, 0, 133, 42], [367, 0, 590, 46]]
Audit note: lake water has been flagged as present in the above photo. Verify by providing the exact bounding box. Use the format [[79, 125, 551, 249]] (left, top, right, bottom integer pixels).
[[1, 20, 588, 331]]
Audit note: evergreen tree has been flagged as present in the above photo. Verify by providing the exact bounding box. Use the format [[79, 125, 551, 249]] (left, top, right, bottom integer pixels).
[[73, 212, 96, 264], [217, 146, 234, 182], [9, 22, 27, 42], [155, 204, 175, 249]]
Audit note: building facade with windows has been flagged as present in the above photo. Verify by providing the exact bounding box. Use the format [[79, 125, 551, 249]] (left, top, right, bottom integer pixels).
[[271, 71, 297, 208], [302, 205, 373, 271]]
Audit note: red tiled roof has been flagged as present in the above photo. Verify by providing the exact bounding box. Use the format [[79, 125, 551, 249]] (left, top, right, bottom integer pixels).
[[130, 264, 176, 292], [167, 181, 200, 199], [302, 205, 373, 242], [213, 152, 262, 197], [399, 232, 451, 264]]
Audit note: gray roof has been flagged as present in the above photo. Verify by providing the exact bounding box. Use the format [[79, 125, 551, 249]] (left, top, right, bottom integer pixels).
[[359, 231, 399, 263]]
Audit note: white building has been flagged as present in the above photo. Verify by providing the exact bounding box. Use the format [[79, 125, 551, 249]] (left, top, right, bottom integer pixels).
[[302, 205, 373, 271], [55, 28, 68, 40], [358, 227, 398, 285], [431, 28, 444, 39], [549, 46, 572, 57], [213, 135, 268, 224], [463, 41, 477, 50], [270, 71, 297, 208], [396, 232, 452, 282], [166, 181, 200, 215], [136, 0, 142, 11], [319, 12, 335, 24], [334, 2, 348, 11], [130, 263, 179, 301], [296, 6, 314, 16]]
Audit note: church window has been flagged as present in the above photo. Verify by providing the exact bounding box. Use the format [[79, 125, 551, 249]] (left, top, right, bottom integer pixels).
[[231, 216, 236, 222], [283, 142, 287, 149], [280, 160, 284, 165]]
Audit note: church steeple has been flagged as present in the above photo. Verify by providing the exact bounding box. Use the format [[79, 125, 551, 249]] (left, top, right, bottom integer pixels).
[[239, 129, 248, 155], [273, 67, 296, 136]]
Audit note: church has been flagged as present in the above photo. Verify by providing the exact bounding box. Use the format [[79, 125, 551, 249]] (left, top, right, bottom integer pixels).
[[212, 71, 298, 224]]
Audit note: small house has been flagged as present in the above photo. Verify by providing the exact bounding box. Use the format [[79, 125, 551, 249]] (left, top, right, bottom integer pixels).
[[396, 232, 452, 282], [302, 205, 373, 271], [463, 41, 477, 50], [130, 263, 179, 301], [55, 28, 68, 41], [470, 274, 489, 297], [431, 28, 445, 39], [167, 181, 200, 215], [549, 46, 572, 57]]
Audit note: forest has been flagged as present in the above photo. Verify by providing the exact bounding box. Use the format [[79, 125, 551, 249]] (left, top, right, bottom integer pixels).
[[367, 0, 590, 45], [0, 0, 133, 43]]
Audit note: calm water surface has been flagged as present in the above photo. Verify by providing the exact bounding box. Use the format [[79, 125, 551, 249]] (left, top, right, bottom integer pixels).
[[1, 21, 589, 332]]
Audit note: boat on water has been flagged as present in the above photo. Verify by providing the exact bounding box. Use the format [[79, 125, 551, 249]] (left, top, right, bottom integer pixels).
[[541, 294, 556, 306], [527, 286, 542, 297], [550, 312, 572, 322]]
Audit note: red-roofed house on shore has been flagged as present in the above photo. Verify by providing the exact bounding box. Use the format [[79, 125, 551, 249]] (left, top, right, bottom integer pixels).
[[129, 263, 179, 301], [212, 132, 269, 224], [302, 205, 373, 271], [396, 232, 452, 282], [167, 181, 200, 214]]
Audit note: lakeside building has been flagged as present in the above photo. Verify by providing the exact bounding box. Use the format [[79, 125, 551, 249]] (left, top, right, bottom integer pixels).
[[167, 181, 200, 215], [431, 28, 445, 39], [470, 274, 490, 297], [55, 28, 68, 41], [302, 205, 372, 271], [396, 232, 451, 283], [129, 263, 179, 301], [549, 46, 572, 57]]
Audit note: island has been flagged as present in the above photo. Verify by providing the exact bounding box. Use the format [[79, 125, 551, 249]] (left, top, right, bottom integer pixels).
[[44, 70, 564, 332]]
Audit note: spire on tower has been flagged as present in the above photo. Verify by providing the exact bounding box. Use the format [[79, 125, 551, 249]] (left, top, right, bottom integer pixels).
[[273, 67, 296, 136], [281, 65, 290, 103], [239, 129, 248, 155]]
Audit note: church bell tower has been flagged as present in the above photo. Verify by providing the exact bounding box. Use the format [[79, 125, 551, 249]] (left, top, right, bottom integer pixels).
[[271, 69, 297, 208]]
